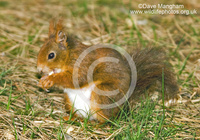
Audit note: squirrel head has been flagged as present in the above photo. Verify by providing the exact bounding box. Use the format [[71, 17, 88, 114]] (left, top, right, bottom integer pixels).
[[37, 19, 69, 76]]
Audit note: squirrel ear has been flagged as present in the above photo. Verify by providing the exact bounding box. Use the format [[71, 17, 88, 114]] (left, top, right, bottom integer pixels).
[[56, 31, 68, 50], [56, 30, 67, 43], [55, 19, 68, 50], [48, 19, 55, 37], [56, 31, 67, 50]]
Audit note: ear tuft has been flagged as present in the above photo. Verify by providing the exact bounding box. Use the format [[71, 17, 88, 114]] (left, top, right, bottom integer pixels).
[[48, 19, 55, 37], [56, 19, 64, 32]]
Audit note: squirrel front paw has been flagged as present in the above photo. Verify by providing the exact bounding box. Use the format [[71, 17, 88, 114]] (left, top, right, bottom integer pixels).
[[38, 75, 54, 90]]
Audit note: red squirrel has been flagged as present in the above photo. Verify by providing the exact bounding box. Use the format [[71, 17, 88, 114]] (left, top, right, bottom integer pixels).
[[37, 19, 179, 123]]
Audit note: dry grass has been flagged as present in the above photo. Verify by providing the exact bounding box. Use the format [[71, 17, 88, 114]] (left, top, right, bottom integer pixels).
[[0, 0, 200, 139]]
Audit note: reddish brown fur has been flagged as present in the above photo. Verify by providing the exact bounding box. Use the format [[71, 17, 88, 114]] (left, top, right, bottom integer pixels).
[[37, 19, 179, 123]]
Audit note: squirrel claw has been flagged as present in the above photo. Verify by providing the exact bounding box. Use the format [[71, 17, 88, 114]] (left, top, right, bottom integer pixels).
[[63, 115, 84, 122], [63, 116, 76, 121], [63, 116, 70, 121]]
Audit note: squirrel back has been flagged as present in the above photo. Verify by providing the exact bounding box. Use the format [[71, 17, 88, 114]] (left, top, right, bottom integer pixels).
[[37, 19, 179, 122]]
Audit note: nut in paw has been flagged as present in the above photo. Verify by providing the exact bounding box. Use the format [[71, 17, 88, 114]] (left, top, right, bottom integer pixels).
[[38, 75, 54, 90]]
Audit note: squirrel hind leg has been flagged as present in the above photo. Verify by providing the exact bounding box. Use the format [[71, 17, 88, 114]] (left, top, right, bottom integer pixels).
[[90, 83, 123, 123], [90, 92, 110, 123]]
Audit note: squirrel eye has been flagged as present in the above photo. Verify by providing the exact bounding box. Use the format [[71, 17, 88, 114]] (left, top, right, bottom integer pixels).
[[48, 52, 55, 60]]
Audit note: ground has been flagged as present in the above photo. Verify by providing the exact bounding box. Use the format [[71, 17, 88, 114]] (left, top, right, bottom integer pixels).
[[0, 0, 200, 139]]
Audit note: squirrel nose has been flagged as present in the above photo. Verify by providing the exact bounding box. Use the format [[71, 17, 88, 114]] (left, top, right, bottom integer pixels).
[[37, 67, 43, 74]]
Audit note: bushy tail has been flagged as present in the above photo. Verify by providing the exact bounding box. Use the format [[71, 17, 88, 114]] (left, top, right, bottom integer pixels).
[[130, 47, 179, 106]]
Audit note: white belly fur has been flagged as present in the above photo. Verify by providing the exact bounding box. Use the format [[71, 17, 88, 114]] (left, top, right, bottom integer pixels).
[[64, 84, 96, 120]]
